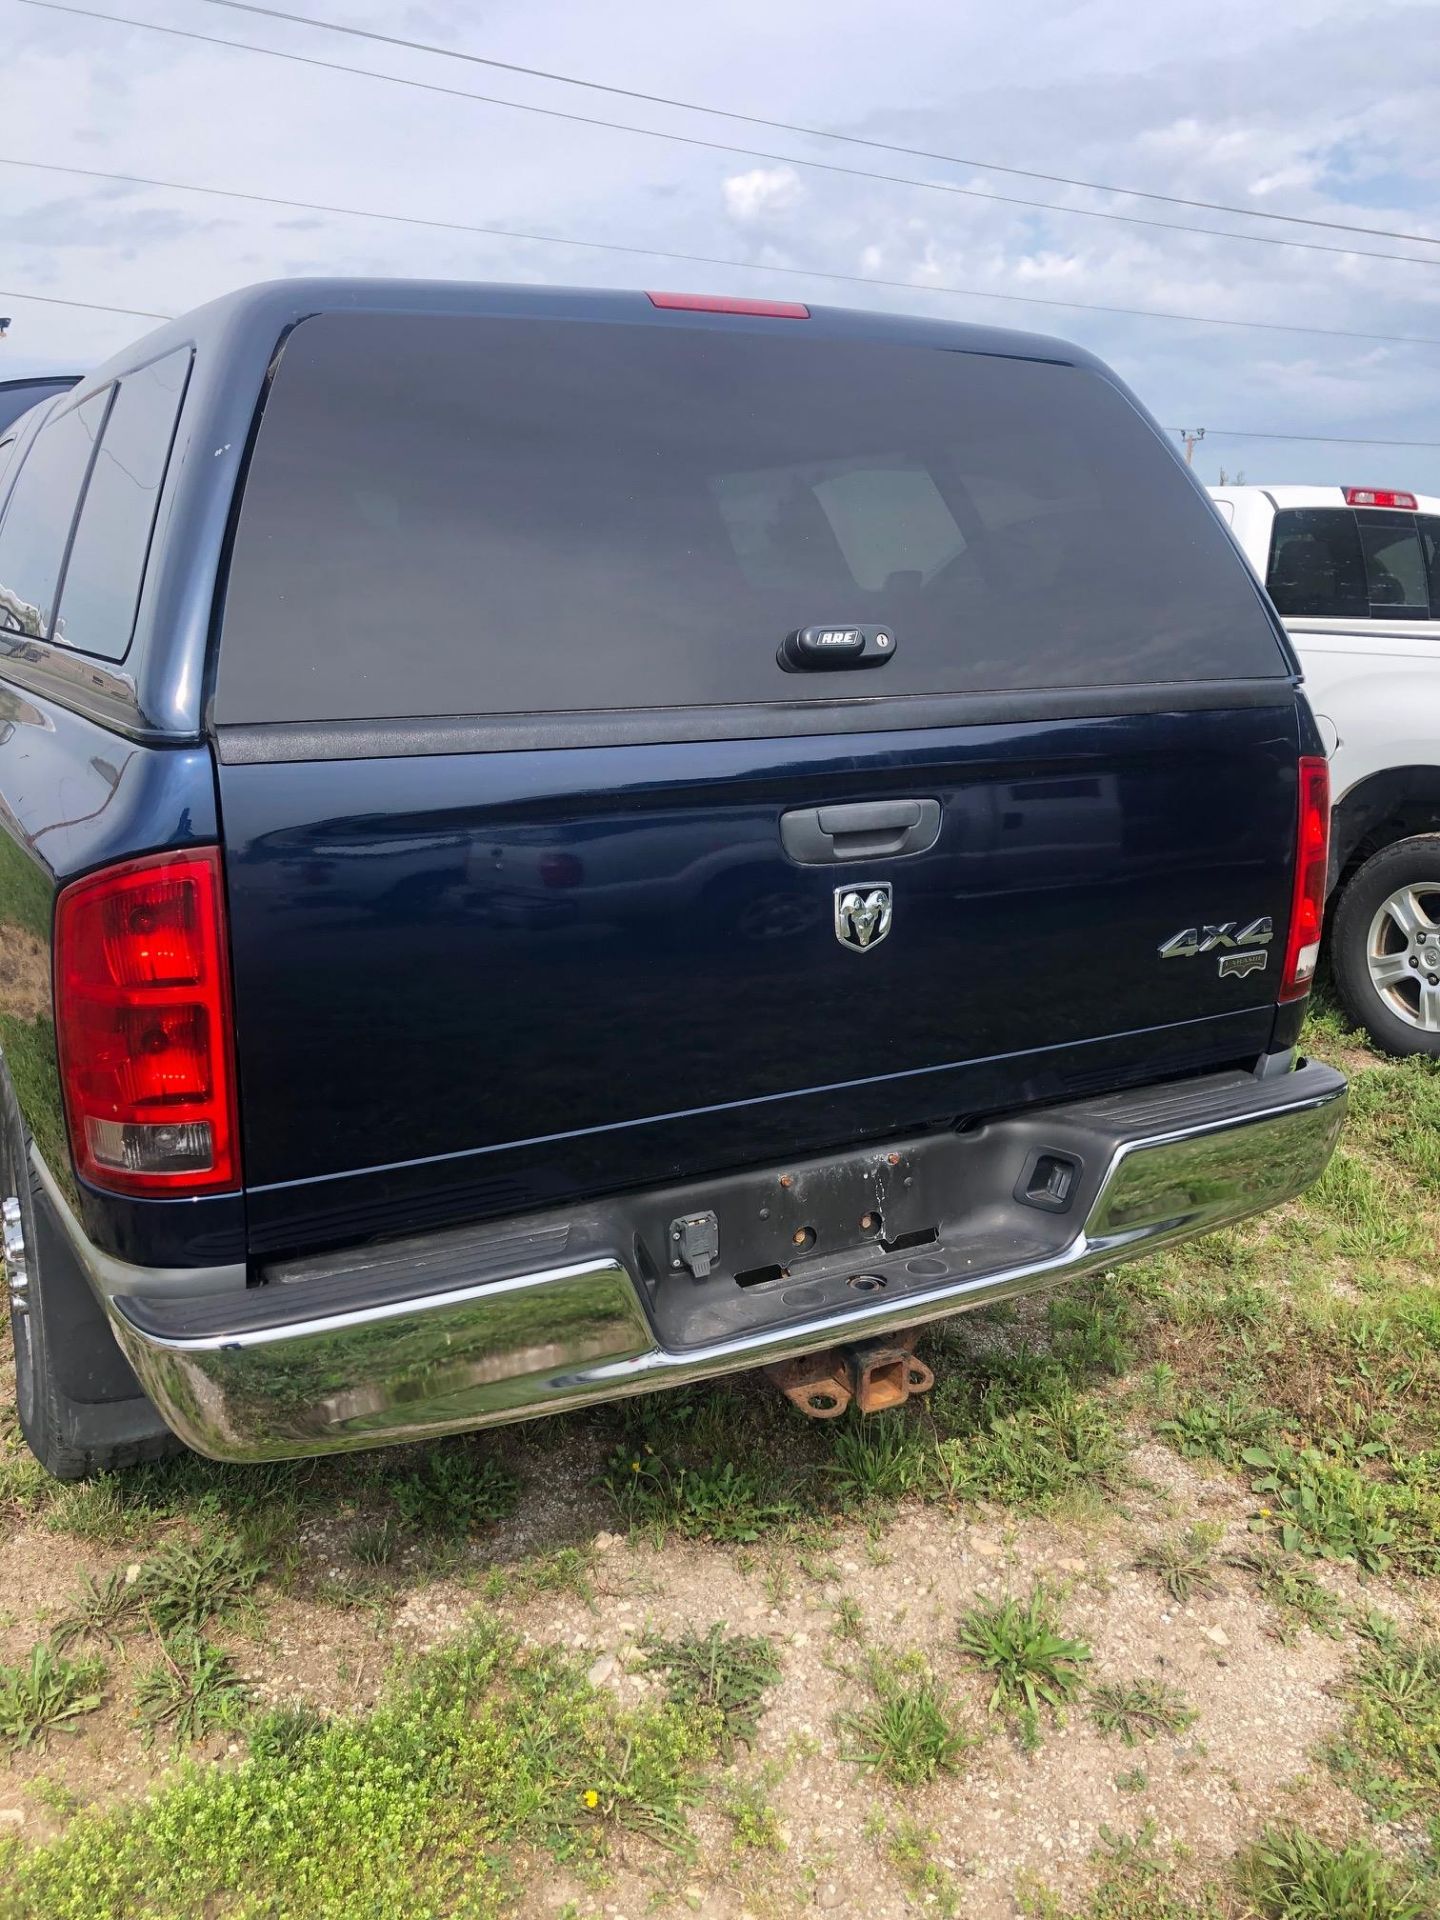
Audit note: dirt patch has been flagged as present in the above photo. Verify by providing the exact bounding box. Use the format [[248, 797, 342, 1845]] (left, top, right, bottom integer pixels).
[[0, 927, 50, 1025]]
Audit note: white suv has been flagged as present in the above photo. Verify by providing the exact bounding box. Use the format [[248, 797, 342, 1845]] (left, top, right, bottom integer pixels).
[[1211, 483, 1440, 1056]]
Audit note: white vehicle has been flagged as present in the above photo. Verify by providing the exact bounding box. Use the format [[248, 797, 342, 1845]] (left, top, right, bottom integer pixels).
[[1211, 483, 1440, 1056]]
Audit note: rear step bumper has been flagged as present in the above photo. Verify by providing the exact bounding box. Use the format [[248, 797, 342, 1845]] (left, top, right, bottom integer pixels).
[[89, 1061, 1344, 1461]]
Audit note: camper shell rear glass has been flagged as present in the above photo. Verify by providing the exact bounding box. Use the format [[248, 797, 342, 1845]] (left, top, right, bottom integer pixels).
[[215, 310, 1289, 723]]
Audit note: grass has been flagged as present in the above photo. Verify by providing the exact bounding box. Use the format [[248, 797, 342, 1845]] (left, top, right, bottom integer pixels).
[[958, 1586, 1092, 1739], [350, 1520, 401, 1568], [1237, 1825, 1431, 1920], [1224, 1548, 1346, 1643], [387, 1443, 519, 1539], [837, 1650, 975, 1787], [1, 1616, 720, 1918], [1021, 1822, 1224, 1919], [880, 1817, 963, 1918], [1088, 1679, 1196, 1747], [602, 1450, 801, 1544], [483, 1545, 598, 1611], [639, 1624, 782, 1756], [829, 1593, 865, 1643], [0, 1642, 106, 1751], [1329, 1631, 1440, 1832]]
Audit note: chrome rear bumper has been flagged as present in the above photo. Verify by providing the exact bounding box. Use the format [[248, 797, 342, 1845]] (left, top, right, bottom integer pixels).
[[83, 1061, 1345, 1461]]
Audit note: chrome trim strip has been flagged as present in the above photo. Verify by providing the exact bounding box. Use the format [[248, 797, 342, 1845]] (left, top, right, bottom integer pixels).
[[31, 1148, 247, 1299], [98, 1067, 1346, 1462]]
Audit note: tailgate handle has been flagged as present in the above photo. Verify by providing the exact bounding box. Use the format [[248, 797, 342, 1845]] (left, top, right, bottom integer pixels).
[[781, 798, 941, 864]]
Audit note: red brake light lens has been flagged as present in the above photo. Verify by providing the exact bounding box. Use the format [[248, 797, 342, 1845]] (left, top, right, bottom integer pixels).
[[646, 291, 810, 318], [1343, 487, 1417, 509], [1279, 757, 1331, 1003], [54, 849, 241, 1195]]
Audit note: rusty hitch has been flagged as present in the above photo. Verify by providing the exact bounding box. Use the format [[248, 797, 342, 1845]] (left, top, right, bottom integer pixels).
[[768, 1334, 934, 1419]]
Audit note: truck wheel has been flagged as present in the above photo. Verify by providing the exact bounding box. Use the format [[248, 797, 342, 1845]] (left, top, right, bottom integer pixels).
[[1331, 835, 1440, 1058], [2, 1073, 181, 1479]]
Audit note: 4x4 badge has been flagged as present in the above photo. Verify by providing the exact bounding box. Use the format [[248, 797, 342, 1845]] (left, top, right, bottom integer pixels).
[[835, 883, 893, 952], [1158, 916, 1273, 961]]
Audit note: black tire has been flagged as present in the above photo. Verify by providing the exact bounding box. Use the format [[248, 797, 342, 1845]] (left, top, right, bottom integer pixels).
[[1, 1071, 181, 1479], [1330, 834, 1440, 1059]]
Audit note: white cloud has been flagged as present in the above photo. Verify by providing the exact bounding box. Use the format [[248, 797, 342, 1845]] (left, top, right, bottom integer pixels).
[[1, 0, 1438, 487], [722, 167, 804, 223]]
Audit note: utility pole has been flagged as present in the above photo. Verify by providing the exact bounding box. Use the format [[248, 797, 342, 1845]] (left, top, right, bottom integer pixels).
[[1177, 427, 1205, 466]]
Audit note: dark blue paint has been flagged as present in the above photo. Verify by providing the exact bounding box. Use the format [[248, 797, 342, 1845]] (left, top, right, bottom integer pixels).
[[219, 705, 1296, 1257]]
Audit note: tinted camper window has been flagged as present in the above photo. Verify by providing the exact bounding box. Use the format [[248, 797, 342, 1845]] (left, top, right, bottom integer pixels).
[[50, 350, 192, 660], [217, 311, 1289, 722], [0, 391, 109, 642]]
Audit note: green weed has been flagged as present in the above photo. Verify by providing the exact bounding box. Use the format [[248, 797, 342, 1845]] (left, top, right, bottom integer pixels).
[[134, 1634, 249, 1749], [935, 1392, 1124, 1510], [350, 1520, 401, 1568], [137, 1533, 267, 1634], [0, 1617, 715, 1918], [640, 1623, 781, 1755], [1237, 1824, 1429, 1920], [1224, 1549, 1345, 1642], [721, 1762, 787, 1855], [882, 1817, 962, 1918], [1330, 1632, 1440, 1829], [1134, 1525, 1224, 1605], [958, 1587, 1092, 1731], [389, 1445, 519, 1538], [1088, 1679, 1196, 1747], [51, 1568, 143, 1654], [838, 1650, 974, 1787], [823, 1413, 929, 1506], [1156, 1389, 1277, 1464], [0, 1642, 105, 1751]]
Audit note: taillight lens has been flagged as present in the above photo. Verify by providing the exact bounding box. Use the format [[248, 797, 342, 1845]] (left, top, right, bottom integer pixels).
[[1343, 487, 1417, 509], [1279, 757, 1331, 1003], [54, 849, 241, 1195]]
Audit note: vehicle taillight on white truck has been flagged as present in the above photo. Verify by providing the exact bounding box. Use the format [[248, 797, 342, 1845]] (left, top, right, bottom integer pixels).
[[54, 848, 241, 1195]]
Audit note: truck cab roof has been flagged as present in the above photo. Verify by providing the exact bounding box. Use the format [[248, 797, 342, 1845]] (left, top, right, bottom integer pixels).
[[1211, 483, 1440, 515]]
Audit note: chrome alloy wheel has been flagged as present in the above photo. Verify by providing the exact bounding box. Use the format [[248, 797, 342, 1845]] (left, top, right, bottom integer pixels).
[[1366, 883, 1440, 1031], [2, 1194, 25, 1308]]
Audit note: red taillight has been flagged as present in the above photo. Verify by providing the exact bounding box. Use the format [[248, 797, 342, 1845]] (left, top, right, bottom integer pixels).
[[54, 849, 240, 1196], [646, 290, 810, 318], [1343, 487, 1417, 509], [1279, 758, 1331, 1003]]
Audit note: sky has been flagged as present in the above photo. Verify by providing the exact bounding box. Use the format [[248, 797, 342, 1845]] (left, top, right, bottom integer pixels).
[[3, 0, 1439, 492]]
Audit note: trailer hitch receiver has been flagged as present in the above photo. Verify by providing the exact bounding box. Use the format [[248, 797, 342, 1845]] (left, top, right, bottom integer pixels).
[[767, 1332, 933, 1419]]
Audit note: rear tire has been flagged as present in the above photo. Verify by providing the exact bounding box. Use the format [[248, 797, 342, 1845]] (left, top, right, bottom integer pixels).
[[1330, 835, 1440, 1058], [2, 1071, 181, 1479]]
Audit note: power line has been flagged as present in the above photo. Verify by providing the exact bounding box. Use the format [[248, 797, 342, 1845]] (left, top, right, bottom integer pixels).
[[22, 1, 1440, 274], [196, 0, 1440, 252], [1175, 426, 1440, 449], [7, 152, 1440, 350], [0, 286, 171, 321]]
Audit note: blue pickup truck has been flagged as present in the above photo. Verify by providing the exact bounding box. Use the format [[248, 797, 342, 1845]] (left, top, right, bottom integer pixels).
[[0, 280, 1346, 1476]]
